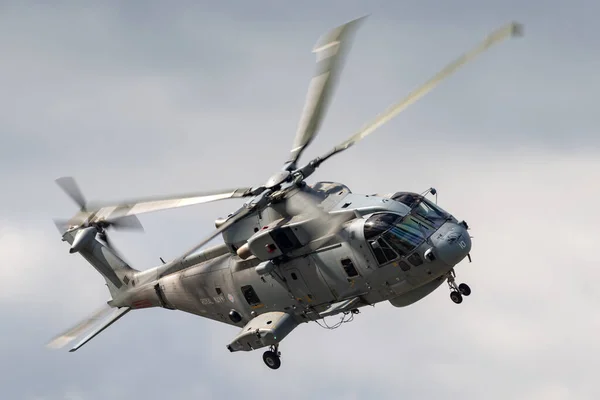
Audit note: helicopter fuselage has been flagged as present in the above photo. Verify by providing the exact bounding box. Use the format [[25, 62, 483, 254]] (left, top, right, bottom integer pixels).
[[114, 182, 472, 350]]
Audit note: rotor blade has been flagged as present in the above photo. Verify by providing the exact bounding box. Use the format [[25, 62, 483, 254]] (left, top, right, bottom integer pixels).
[[108, 215, 144, 231], [290, 189, 351, 238], [83, 187, 255, 225], [98, 231, 133, 268], [171, 205, 256, 265], [46, 304, 113, 349], [314, 21, 523, 166], [55, 177, 87, 210], [53, 218, 70, 234], [68, 307, 130, 352], [286, 16, 366, 168]]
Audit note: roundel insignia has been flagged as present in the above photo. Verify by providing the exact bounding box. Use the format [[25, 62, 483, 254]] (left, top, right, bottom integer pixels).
[[227, 294, 235, 303]]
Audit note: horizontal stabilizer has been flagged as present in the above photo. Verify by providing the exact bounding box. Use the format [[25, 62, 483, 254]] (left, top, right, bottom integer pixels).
[[47, 306, 130, 352]]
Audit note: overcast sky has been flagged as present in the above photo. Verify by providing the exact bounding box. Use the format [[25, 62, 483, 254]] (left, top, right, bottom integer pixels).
[[1, 1, 599, 399]]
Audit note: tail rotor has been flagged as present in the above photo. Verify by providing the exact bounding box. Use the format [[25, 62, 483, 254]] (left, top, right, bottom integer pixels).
[[54, 177, 144, 254]]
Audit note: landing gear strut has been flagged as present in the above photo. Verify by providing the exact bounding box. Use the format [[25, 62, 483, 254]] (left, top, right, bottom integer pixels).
[[263, 345, 281, 370], [447, 270, 471, 304]]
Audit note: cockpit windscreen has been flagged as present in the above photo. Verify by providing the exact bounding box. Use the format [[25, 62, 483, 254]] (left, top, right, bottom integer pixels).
[[391, 192, 449, 227], [363, 193, 451, 266]]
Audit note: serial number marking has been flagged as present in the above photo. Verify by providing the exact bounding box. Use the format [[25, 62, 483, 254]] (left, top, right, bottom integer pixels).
[[200, 295, 225, 306]]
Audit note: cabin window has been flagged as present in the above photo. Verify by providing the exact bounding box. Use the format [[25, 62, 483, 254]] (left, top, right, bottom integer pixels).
[[341, 258, 359, 277], [291, 272, 298, 280], [241, 285, 262, 306], [215, 287, 222, 295]]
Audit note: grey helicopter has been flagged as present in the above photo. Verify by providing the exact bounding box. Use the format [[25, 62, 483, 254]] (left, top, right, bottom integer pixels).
[[48, 17, 522, 369]]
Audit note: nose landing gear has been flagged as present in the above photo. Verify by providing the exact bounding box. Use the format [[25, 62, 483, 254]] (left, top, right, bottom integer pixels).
[[263, 345, 281, 370], [447, 270, 471, 304]]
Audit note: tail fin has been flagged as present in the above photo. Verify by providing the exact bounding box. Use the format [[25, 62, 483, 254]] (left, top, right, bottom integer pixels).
[[62, 228, 137, 298], [48, 229, 136, 352]]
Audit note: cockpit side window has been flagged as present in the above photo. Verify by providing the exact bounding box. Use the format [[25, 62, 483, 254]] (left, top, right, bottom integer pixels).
[[369, 237, 399, 265]]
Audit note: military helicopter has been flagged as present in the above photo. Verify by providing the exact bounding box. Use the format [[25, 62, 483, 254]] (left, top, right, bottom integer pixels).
[[48, 17, 522, 369]]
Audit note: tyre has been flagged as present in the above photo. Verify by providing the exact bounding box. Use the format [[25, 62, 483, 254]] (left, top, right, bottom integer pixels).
[[263, 350, 281, 370], [450, 291, 463, 304]]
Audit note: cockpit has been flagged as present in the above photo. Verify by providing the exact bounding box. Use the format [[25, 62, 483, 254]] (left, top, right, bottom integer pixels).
[[390, 192, 451, 227], [364, 192, 452, 267]]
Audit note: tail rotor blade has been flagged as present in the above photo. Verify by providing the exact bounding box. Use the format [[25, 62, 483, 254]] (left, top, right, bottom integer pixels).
[[55, 177, 87, 210], [98, 231, 130, 265]]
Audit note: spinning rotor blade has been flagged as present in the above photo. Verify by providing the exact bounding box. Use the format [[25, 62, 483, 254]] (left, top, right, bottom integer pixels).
[[46, 305, 113, 349], [98, 231, 132, 266], [47, 305, 131, 352], [55, 177, 87, 210], [107, 214, 144, 231], [313, 21, 523, 167], [286, 16, 366, 168], [290, 189, 351, 240], [171, 205, 256, 265], [83, 187, 255, 225], [53, 218, 70, 234]]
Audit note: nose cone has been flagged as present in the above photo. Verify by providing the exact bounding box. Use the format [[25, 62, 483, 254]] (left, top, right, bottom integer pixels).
[[431, 223, 471, 266]]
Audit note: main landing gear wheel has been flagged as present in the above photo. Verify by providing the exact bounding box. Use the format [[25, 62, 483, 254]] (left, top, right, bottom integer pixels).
[[450, 291, 463, 304], [458, 283, 471, 296], [263, 345, 281, 370], [447, 270, 471, 304]]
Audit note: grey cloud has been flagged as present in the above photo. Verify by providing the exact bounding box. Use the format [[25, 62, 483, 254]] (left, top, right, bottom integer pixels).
[[5, 152, 600, 400], [4, 0, 599, 176], [1, 1, 599, 399]]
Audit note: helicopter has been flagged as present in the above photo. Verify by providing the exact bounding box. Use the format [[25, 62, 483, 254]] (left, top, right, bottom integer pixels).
[[48, 16, 523, 370]]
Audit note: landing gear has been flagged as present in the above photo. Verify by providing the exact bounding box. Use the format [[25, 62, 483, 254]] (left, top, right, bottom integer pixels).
[[263, 345, 281, 370], [447, 270, 471, 304], [450, 291, 463, 304]]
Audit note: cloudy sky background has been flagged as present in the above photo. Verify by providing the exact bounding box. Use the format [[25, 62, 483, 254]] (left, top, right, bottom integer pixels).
[[1, 1, 599, 399]]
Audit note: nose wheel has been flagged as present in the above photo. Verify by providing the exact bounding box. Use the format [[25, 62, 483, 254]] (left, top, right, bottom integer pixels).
[[447, 270, 471, 304], [263, 345, 281, 370]]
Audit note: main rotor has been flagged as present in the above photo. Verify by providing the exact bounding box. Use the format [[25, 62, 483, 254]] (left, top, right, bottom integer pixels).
[[54, 17, 523, 263]]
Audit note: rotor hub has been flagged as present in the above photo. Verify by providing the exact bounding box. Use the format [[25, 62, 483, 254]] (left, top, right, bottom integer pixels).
[[265, 170, 291, 189]]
